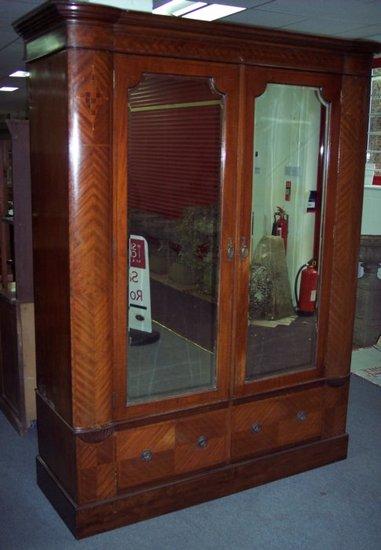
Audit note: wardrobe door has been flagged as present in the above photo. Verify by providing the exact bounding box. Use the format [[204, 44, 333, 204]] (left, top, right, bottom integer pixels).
[[113, 55, 239, 419], [234, 68, 341, 397]]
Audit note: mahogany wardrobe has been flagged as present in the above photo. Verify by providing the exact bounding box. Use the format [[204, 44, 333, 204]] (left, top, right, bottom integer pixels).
[[15, 0, 379, 538]]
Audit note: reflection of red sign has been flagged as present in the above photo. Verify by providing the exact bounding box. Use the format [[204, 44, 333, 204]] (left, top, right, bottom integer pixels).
[[130, 238, 146, 269]]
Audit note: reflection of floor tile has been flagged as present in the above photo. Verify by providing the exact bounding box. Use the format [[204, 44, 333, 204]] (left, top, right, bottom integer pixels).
[[247, 315, 316, 378], [127, 323, 214, 402], [351, 346, 381, 388]]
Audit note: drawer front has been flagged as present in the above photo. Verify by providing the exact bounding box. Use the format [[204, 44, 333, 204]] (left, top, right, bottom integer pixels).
[[116, 421, 175, 490], [232, 387, 323, 460], [175, 409, 229, 474], [116, 409, 229, 490]]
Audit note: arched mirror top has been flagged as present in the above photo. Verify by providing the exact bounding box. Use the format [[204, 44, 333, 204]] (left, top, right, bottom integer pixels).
[[128, 73, 225, 112]]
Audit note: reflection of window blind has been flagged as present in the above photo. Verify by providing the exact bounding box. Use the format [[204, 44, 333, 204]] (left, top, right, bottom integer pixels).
[[128, 75, 223, 218]]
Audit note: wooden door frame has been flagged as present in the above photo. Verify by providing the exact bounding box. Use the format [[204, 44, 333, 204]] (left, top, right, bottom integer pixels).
[[232, 66, 342, 398], [112, 54, 240, 421]]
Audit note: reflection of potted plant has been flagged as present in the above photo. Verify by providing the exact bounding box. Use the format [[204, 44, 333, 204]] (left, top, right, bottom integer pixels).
[[248, 263, 272, 320], [168, 214, 198, 287], [168, 204, 220, 289], [196, 250, 219, 298]]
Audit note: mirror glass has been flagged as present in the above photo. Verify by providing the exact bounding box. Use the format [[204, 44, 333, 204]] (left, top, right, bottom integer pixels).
[[246, 83, 327, 380], [126, 73, 224, 403]]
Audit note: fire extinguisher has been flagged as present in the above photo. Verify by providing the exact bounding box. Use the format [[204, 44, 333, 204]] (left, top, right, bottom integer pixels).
[[294, 259, 318, 316], [272, 206, 289, 251]]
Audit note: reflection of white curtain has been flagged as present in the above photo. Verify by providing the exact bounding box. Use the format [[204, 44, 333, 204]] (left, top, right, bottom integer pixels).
[[252, 84, 321, 296]]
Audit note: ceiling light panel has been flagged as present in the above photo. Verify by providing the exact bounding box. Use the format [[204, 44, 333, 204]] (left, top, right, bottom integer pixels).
[[182, 3, 246, 21], [0, 87, 18, 92], [153, 1, 195, 15], [173, 2, 206, 16], [10, 70, 30, 78], [88, 0, 152, 11]]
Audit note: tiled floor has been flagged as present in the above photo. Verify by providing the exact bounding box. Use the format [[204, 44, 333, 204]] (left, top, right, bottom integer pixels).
[[127, 322, 214, 402], [351, 342, 381, 387]]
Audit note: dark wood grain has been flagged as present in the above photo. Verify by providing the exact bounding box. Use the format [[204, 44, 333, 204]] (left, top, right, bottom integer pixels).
[[0, 297, 23, 431], [14, 1, 379, 75], [116, 421, 175, 490], [67, 48, 114, 429], [36, 393, 77, 500], [113, 54, 239, 421], [231, 387, 323, 460], [322, 382, 349, 438], [77, 433, 116, 504], [28, 51, 72, 424], [16, 0, 376, 538], [37, 434, 348, 539], [175, 409, 229, 474], [324, 75, 371, 379], [233, 67, 341, 399]]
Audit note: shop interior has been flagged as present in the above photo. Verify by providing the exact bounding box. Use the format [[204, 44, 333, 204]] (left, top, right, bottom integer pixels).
[[127, 76, 325, 402]]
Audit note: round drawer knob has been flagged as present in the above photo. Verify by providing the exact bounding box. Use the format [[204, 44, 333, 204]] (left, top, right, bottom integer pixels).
[[251, 422, 262, 434], [296, 410, 307, 422], [141, 449, 153, 462], [197, 435, 208, 449]]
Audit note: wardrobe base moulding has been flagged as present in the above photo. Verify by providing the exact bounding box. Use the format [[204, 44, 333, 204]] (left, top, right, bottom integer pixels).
[[36, 434, 348, 539]]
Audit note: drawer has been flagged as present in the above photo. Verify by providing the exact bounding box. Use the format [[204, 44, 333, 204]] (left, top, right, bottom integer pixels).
[[116, 420, 175, 490], [175, 409, 229, 474], [232, 387, 323, 461], [116, 409, 229, 490]]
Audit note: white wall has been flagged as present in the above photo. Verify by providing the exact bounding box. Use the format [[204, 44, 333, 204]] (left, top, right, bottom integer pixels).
[[361, 186, 381, 235], [251, 84, 322, 294]]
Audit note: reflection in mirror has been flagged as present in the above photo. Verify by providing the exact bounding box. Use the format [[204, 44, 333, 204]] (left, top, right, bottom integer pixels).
[[246, 84, 327, 380], [126, 73, 223, 403]]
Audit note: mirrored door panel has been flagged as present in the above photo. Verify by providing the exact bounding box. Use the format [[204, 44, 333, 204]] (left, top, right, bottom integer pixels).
[[246, 83, 328, 381], [126, 72, 224, 404]]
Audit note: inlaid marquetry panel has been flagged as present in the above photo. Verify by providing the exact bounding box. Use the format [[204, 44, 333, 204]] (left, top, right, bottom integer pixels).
[[77, 436, 116, 504], [175, 409, 229, 474], [323, 384, 349, 437], [114, 32, 344, 75], [68, 49, 114, 429], [232, 388, 323, 460], [325, 75, 371, 379], [116, 421, 176, 490]]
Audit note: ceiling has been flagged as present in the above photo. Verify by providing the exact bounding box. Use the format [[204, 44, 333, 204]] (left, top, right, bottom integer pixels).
[[1, 0, 381, 114]]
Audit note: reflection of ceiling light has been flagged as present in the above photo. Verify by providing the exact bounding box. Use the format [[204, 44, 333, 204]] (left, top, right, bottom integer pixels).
[[10, 70, 30, 78], [0, 87, 18, 92], [153, 1, 195, 15], [88, 0, 152, 11], [173, 2, 206, 16], [183, 3, 246, 21]]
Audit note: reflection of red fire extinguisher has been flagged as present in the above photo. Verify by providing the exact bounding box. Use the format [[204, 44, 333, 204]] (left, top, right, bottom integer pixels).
[[295, 259, 318, 316], [272, 206, 289, 251]]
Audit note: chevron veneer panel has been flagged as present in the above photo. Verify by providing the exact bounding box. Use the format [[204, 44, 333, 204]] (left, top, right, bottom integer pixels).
[[232, 388, 323, 460], [325, 75, 371, 378], [68, 49, 114, 429], [77, 435, 116, 504]]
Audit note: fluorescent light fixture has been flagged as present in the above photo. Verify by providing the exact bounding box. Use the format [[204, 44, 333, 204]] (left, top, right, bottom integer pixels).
[[173, 2, 206, 16], [0, 87, 18, 92], [88, 0, 152, 11], [183, 3, 246, 21], [10, 70, 30, 78], [153, 1, 194, 15]]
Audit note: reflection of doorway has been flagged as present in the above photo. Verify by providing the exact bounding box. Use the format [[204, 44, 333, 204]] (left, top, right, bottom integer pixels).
[[252, 85, 325, 305]]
